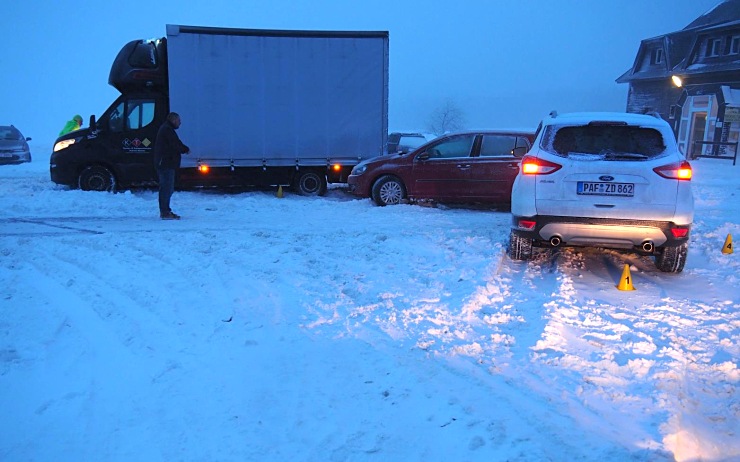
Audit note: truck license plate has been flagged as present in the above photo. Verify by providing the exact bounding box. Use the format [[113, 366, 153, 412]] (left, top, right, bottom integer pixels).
[[577, 181, 634, 197]]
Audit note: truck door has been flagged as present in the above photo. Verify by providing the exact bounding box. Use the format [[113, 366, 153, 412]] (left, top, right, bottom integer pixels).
[[101, 96, 161, 185]]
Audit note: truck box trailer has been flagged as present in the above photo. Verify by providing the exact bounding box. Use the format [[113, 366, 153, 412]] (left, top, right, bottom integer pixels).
[[50, 24, 389, 195]]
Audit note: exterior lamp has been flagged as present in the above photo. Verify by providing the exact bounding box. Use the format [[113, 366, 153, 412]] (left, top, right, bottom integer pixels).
[[672, 75, 683, 87]]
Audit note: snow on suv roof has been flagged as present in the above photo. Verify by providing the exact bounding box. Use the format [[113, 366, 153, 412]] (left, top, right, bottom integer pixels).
[[544, 111, 669, 127]]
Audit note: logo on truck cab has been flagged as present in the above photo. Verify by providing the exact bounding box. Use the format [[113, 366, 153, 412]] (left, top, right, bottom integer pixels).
[[122, 138, 152, 153]]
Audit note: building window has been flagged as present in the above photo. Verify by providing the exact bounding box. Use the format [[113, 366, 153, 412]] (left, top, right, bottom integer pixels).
[[708, 38, 722, 57], [651, 48, 664, 64], [669, 105, 679, 120], [728, 35, 740, 55]]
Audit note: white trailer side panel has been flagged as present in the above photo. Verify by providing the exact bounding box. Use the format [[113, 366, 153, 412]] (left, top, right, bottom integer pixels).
[[166, 25, 389, 168]]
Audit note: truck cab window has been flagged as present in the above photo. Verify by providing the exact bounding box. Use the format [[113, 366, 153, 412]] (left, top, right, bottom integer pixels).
[[108, 99, 155, 133], [127, 100, 155, 130], [109, 102, 124, 132]]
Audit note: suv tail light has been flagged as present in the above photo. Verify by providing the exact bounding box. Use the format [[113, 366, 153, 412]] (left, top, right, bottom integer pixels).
[[517, 219, 536, 230], [521, 155, 562, 175], [653, 161, 692, 180], [671, 227, 690, 238]]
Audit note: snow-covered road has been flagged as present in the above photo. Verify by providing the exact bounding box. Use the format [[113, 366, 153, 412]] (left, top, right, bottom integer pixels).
[[1, 150, 738, 461]]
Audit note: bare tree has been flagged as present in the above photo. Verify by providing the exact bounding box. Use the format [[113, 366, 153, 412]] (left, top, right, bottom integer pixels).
[[427, 100, 467, 136]]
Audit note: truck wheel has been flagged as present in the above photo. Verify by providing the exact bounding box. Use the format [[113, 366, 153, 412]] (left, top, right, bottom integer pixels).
[[508, 232, 533, 261], [655, 243, 688, 273], [79, 166, 116, 192], [295, 171, 327, 196], [371, 175, 406, 206]]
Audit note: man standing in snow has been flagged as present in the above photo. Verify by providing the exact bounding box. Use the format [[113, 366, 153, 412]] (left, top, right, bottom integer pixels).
[[58, 115, 82, 136], [153, 112, 190, 220]]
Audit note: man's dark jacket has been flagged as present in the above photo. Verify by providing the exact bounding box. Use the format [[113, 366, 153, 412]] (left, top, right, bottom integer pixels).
[[153, 120, 189, 169]]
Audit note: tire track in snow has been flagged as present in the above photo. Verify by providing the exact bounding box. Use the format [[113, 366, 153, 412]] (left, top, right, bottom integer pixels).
[[519, 246, 740, 456]]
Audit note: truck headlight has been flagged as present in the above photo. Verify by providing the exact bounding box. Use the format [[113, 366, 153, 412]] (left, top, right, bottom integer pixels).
[[54, 139, 76, 152]]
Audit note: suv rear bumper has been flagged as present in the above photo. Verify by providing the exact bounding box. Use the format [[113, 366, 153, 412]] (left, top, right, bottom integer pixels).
[[511, 215, 690, 252]]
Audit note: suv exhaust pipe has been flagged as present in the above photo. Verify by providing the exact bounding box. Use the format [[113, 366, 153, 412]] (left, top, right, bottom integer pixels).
[[641, 241, 654, 253], [549, 236, 562, 247]]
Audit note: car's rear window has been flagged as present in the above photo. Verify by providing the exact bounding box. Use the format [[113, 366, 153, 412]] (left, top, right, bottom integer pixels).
[[542, 124, 666, 159]]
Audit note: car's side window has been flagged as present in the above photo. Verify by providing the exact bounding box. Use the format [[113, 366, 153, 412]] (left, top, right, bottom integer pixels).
[[480, 135, 517, 157], [427, 135, 475, 158], [516, 136, 531, 150]]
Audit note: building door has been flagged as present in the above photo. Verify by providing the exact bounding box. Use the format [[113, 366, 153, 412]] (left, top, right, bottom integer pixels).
[[677, 94, 718, 158], [689, 112, 707, 158]]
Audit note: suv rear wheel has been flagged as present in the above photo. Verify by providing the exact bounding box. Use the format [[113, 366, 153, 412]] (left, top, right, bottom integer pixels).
[[508, 232, 533, 261], [655, 243, 688, 273]]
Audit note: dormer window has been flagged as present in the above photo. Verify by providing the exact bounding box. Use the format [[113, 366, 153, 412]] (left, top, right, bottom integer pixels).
[[728, 35, 740, 55], [708, 38, 722, 57], [651, 48, 664, 65]]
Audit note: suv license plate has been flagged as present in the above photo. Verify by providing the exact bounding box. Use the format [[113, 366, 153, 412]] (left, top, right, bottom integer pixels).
[[577, 181, 634, 197]]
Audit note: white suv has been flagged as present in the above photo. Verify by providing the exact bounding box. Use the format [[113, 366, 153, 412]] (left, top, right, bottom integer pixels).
[[508, 112, 694, 273]]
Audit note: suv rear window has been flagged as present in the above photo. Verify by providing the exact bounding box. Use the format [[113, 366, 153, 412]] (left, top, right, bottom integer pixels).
[[543, 124, 666, 159]]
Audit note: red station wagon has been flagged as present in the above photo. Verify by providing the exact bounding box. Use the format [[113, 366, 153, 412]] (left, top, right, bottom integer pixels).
[[347, 130, 535, 206]]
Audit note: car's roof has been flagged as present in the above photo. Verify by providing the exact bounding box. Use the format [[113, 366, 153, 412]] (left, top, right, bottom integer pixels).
[[440, 129, 536, 137], [0, 125, 22, 134], [543, 112, 670, 128]]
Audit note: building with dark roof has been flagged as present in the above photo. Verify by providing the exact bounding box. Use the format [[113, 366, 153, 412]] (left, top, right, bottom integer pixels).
[[617, 0, 740, 159]]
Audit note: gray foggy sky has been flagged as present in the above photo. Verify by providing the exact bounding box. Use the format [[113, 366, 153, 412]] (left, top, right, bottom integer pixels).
[[2, 0, 721, 143]]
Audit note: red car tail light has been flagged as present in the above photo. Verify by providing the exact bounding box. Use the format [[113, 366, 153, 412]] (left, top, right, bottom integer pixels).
[[671, 227, 690, 238], [521, 155, 562, 175], [653, 160, 692, 180]]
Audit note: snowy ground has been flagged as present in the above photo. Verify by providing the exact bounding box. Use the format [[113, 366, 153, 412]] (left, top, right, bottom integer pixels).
[[1, 144, 738, 461]]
